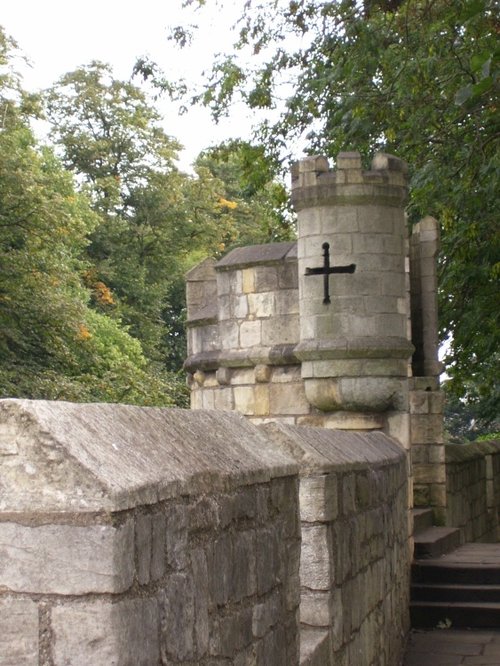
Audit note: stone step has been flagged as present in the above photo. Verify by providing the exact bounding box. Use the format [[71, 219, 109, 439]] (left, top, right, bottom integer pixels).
[[413, 526, 461, 559], [412, 561, 500, 586], [412, 508, 434, 534], [410, 601, 500, 628], [411, 582, 500, 603]]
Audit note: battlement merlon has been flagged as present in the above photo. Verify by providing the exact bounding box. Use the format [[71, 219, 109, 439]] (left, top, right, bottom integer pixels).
[[291, 151, 409, 210]]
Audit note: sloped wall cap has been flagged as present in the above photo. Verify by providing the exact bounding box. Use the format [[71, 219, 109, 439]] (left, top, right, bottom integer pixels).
[[260, 421, 405, 475], [215, 241, 297, 271], [0, 400, 298, 513]]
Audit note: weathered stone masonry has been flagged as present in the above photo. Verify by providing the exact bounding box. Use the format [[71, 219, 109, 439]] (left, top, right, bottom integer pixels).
[[0, 399, 410, 666], [0, 400, 300, 666], [2, 151, 498, 666]]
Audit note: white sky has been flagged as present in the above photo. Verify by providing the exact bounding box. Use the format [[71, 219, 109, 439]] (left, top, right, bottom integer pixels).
[[1, 0, 254, 169]]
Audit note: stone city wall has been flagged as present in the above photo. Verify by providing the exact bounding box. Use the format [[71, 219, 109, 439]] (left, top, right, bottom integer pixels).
[[0, 399, 410, 666], [445, 440, 500, 543], [262, 423, 410, 666], [0, 400, 300, 666]]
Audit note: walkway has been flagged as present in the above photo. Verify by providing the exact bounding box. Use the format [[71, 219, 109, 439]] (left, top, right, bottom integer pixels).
[[403, 629, 500, 665], [405, 542, 500, 665]]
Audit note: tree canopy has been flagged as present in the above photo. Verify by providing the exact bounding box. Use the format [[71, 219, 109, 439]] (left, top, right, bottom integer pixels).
[[155, 0, 499, 422], [0, 30, 291, 406]]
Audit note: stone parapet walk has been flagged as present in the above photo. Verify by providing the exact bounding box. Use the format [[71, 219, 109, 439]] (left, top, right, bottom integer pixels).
[[403, 629, 500, 665]]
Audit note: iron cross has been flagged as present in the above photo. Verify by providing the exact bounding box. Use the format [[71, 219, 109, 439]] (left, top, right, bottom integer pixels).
[[305, 242, 356, 304]]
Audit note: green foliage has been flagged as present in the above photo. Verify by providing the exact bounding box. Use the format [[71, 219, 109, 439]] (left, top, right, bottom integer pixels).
[[195, 139, 295, 246], [45, 64, 295, 379], [0, 29, 187, 406], [163, 0, 500, 422], [444, 381, 499, 442], [45, 62, 181, 216]]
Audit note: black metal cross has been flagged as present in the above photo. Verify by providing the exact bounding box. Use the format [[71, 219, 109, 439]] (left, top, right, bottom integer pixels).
[[305, 242, 356, 304]]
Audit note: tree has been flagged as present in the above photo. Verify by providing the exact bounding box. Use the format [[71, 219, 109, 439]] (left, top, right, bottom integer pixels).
[[44, 63, 247, 373], [0, 29, 186, 406], [153, 0, 499, 421], [195, 139, 295, 246]]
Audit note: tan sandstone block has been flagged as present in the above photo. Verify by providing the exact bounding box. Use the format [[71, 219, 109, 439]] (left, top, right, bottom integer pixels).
[[299, 475, 338, 522], [0, 598, 38, 666], [242, 268, 255, 294], [300, 525, 332, 591], [0, 521, 135, 594]]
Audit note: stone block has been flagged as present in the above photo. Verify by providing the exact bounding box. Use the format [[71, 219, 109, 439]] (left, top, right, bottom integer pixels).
[[278, 261, 299, 289], [409, 391, 429, 414], [135, 512, 166, 585], [300, 590, 331, 627], [269, 365, 301, 384], [413, 463, 445, 485], [202, 389, 215, 410], [252, 589, 280, 637], [219, 320, 239, 348], [191, 548, 209, 656], [52, 598, 159, 666], [210, 532, 232, 605], [337, 151, 362, 170], [242, 268, 255, 294], [165, 503, 188, 570], [254, 266, 279, 292], [160, 573, 196, 661], [256, 526, 279, 595], [247, 292, 275, 318], [151, 512, 167, 582], [135, 512, 153, 585], [232, 530, 257, 600], [262, 315, 300, 345], [275, 288, 299, 315], [190, 388, 203, 410], [299, 627, 332, 666], [233, 294, 249, 319], [430, 483, 446, 507], [411, 414, 444, 444], [214, 387, 235, 411], [211, 608, 253, 658], [216, 366, 231, 385], [0, 598, 38, 666], [300, 525, 332, 591], [0, 520, 134, 594], [255, 364, 271, 383], [299, 475, 338, 522], [240, 320, 262, 347], [284, 540, 301, 611], [233, 386, 256, 415], [269, 382, 309, 416]]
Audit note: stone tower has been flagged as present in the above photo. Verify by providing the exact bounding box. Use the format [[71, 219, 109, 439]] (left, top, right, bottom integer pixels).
[[184, 152, 443, 477], [293, 152, 412, 418]]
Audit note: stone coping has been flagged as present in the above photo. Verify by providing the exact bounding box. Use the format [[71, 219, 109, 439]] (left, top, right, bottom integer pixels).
[[215, 241, 297, 271], [446, 440, 500, 463], [0, 400, 298, 514], [260, 421, 405, 475]]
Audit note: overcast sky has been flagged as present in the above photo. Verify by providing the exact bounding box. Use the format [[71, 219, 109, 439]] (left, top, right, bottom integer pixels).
[[1, 0, 252, 169]]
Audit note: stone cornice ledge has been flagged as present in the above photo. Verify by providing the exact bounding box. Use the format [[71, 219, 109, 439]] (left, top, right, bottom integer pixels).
[[184, 344, 300, 372], [295, 336, 415, 360]]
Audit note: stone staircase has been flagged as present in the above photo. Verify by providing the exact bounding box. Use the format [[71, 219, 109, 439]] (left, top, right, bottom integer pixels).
[[410, 508, 500, 628]]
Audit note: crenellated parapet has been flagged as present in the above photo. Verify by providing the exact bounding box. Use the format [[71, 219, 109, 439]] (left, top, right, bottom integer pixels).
[[293, 152, 413, 414], [291, 152, 408, 211], [184, 151, 444, 464]]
